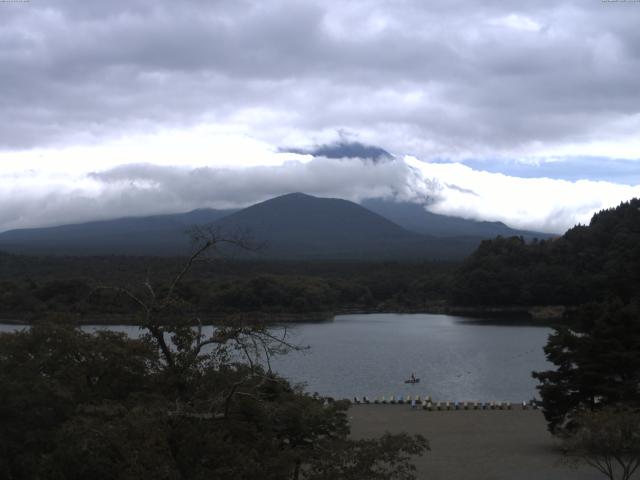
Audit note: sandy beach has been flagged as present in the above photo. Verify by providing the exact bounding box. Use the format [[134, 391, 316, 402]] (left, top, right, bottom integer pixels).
[[348, 405, 603, 480]]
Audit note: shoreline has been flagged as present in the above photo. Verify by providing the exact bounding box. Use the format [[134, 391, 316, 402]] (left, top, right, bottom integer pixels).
[[0, 304, 567, 326]]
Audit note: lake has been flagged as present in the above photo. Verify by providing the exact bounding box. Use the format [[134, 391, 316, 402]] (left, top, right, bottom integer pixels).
[[0, 313, 552, 402]]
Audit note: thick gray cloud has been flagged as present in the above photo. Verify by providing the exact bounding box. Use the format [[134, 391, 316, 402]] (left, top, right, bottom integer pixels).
[[3, 153, 637, 235], [2, 0, 640, 158], [89, 158, 425, 208], [0, 157, 437, 232], [1, 1, 639, 235]]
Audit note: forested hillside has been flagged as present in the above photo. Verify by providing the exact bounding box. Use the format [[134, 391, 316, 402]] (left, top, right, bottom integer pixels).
[[451, 199, 640, 306]]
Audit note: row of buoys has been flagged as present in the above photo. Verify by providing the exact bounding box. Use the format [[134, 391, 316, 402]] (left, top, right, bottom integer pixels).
[[351, 396, 539, 410], [419, 400, 514, 411]]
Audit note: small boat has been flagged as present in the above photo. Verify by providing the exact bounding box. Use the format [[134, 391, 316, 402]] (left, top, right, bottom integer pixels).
[[404, 376, 420, 384]]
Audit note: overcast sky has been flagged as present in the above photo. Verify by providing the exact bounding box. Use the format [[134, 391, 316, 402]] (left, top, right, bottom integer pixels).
[[1, 0, 639, 233]]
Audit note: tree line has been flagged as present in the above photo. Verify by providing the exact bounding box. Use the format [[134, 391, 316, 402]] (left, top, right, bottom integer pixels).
[[0, 258, 455, 322], [451, 199, 640, 307]]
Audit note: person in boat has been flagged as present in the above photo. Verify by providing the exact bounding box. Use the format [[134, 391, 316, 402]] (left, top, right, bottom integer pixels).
[[410, 372, 416, 382]]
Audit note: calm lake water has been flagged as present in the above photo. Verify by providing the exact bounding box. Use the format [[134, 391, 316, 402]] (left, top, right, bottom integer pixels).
[[0, 313, 552, 402]]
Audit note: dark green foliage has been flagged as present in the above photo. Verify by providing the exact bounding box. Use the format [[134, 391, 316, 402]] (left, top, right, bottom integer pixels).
[[452, 199, 640, 306], [207, 275, 341, 312], [50, 404, 178, 480], [0, 258, 455, 321], [562, 407, 640, 480], [0, 325, 159, 479], [0, 323, 428, 479], [533, 299, 640, 433]]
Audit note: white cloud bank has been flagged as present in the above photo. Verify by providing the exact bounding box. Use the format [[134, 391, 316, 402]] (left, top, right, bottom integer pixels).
[[403, 157, 640, 233], [1, 137, 638, 234]]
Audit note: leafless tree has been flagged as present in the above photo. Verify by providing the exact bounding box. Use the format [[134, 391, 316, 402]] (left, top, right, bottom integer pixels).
[[96, 226, 301, 382]]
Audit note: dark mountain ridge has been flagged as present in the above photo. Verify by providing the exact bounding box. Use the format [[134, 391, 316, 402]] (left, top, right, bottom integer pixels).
[[211, 193, 480, 259], [0, 193, 547, 259], [0, 209, 235, 256], [361, 198, 554, 240], [284, 141, 393, 161]]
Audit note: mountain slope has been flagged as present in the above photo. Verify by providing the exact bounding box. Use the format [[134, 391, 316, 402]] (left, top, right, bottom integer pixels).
[[212, 192, 474, 259], [0, 193, 482, 259], [0, 209, 235, 255], [361, 198, 555, 239]]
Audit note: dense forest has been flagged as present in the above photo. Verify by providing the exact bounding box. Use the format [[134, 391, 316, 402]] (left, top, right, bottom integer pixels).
[[0, 256, 455, 323], [451, 199, 640, 307]]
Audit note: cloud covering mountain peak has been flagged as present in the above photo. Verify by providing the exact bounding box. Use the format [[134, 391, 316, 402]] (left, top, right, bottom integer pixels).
[[1, 144, 637, 235], [1, 1, 639, 234]]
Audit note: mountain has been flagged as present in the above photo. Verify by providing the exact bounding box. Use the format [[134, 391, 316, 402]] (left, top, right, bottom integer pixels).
[[284, 141, 393, 161], [0, 209, 235, 256], [360, 198, 554, 239], [211, 193, 477, 259], [0, 193, 482, 259]]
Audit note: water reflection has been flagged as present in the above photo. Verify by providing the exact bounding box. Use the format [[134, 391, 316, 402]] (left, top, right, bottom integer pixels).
[[0, 313, 551, 402], [270, 314, 551, 402]]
